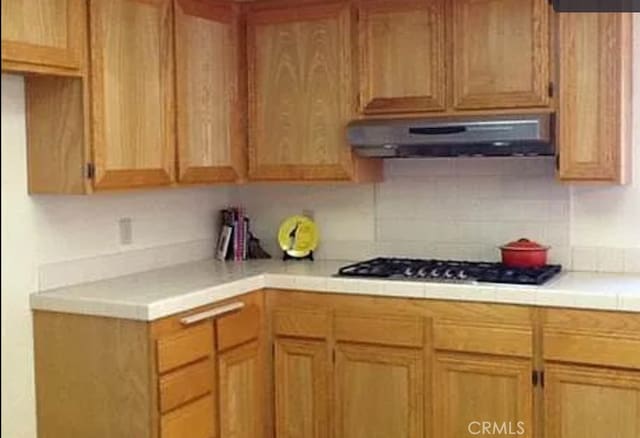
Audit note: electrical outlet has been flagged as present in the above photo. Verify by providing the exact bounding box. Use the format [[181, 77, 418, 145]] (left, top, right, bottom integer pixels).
[[119, 217, 133, 245], [302, 209, 315, 220]]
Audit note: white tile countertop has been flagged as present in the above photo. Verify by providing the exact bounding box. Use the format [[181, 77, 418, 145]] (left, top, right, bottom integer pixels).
[[30, 259, 640, 321]]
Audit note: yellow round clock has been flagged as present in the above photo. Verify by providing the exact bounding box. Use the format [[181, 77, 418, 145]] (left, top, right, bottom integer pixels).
[[278, 215, 319, 258]]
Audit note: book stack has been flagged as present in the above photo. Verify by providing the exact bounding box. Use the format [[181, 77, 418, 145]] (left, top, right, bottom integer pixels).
[[216, 207, 249, 261]]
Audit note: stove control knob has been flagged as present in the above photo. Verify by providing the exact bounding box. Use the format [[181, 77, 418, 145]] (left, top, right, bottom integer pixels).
[[444, 268, 457, 279], [457, 270, 469, 280], [404, 267, 416, 277], [430, 268, 443, 278], [417, 267, 430, 278]]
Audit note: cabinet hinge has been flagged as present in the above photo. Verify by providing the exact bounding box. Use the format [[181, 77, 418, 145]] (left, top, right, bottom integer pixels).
[[532, 370, 539, 386], [548, 81, 554, 98], [555, 154, 560, 171], [86, 163, 95, 179], [332, 349, 336, 364], [540, 371, 545, 388]]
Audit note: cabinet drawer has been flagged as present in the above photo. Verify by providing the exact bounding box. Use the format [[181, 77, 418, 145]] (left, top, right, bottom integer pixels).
[[544, 330, 640, 370], [434, 321, 533, 358], [160, 394, 215, 438], [157, 324, 214, 374], [273, 309, 330, 339], [159, 359, 214, 413], [335, 313, 423, 347], [217, 303, 260, 351]]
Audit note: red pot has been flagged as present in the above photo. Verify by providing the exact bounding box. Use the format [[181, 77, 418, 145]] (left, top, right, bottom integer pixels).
[[500, 238, 550, 268]]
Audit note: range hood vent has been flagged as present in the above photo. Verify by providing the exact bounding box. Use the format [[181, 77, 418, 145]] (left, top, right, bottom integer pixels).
[[347, 114, 554, 158]]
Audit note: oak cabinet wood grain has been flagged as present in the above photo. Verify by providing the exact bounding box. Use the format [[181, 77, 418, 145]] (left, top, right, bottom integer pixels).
[[275, 338, 331, 438], [246, 1, 381, 182], [25, 75, 91, 194], [356, 0, 446, 114], [175, 0, 246, 184], [218, 341, 265, 438], [89, 0, 176, 190], [160, 394, 216, 438], [544, 364, 640, 438], [556, 13, 633, 184], [434, 353, 534, 438], [1, 0, 85, 73], [335, 342, 424, 438], [450, 0, 550, 110]]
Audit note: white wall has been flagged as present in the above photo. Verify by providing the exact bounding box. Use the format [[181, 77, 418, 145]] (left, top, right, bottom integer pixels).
[[1, 74, 231, 438], [2, 74, 39, 438]]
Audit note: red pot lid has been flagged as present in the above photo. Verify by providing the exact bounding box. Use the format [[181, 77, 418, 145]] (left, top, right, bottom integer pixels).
[[501, 238, 550, 251]]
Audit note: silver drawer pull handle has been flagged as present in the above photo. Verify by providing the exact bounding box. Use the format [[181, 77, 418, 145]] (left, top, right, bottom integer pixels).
[[180, 302, 245, 326]]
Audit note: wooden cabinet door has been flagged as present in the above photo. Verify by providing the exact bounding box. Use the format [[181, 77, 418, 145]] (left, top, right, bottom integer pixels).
[[357, 0, 445, 114], [450, 0, 549, 109], [1, 0, 84, 70], [545, 364, 640, 438], [218, 341, 264, 438], [275, 338, 330, 438], [247, 2, 379, 182], [334, 343, 424, 438], [557, 13, 632, 183], [175, 0, 245, 184], [434, 353, 533, 438], [90, 0, 175, 190]]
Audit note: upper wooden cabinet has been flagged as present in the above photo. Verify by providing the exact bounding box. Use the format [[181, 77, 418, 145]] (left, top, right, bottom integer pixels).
[[246, 1, 381, 182], [90, 0, 176, 190], [357, 0, 446, 114], [557, 13, 633, 184], [175, 0, 246, 184], [1, 0, 85, 73], [451, 0, 550, 109]]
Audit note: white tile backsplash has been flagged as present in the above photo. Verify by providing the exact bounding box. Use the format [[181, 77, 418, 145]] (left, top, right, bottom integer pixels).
[[571, 247, 598, 272], [235, 157, 578, 267]]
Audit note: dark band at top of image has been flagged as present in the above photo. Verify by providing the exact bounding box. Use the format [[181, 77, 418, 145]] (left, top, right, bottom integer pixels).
[[553, 0, 640, 12]]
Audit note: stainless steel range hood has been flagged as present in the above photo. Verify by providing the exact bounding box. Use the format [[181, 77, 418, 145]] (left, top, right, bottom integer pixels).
[[347, 114, 554, 158]]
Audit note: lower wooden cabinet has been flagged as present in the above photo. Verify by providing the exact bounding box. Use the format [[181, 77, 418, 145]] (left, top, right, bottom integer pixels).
[[274, 338, 331, 438], [545, 364, 640, 438], [434, 353, 533, 438], [219, 341, 265, 438], [160, 394, 216, 438], [335, 343, 424, 438], [33, 291, 640, 438]]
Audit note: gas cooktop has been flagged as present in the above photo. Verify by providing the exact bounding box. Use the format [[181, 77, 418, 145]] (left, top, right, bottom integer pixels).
[[337, 258, 562, 286]]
